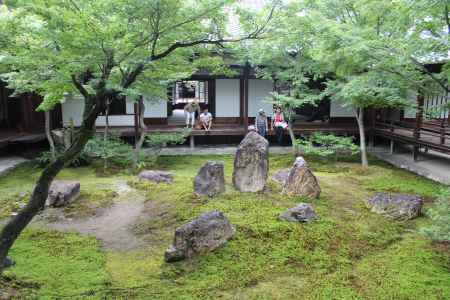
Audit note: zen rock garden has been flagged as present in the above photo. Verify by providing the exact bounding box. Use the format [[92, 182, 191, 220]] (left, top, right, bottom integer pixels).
[[2, 1, 450, 298], [35, 132, 429, 266]]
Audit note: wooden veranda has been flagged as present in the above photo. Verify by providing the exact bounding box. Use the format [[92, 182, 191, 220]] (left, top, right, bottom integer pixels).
[[372, 94, 450, 159]]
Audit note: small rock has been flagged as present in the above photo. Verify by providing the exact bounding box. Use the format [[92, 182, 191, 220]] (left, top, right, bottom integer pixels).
[[366, 192, 423, 220], [46, 180, 80, 207], [280, 203, 316, 222], [138, 170, 173, 184], [232, 131, 269, 192], [283, 157, 321, 199], [2, 256, 15, 269], [164, 210, 235, 262], [194, 161, 225, 197], [272, 168, 290, 185]]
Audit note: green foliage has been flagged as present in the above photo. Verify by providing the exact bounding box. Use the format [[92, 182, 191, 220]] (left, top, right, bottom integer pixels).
[[36, 149, 91, 168], [143, 130, 191, 167], [145, 130, 191, 150], [37, 133, 133, 170], [0, 0, 272, 110], [421, 188, 450, 242], [294, 133, 359, 159], [269, 91, 322, 122], [84, 133, 134, 169]]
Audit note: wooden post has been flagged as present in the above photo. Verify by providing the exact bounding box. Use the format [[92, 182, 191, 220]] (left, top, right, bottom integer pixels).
[[244, 62, 249, 131], [390, 140, 394, 155], [413, 94, 424, 161]]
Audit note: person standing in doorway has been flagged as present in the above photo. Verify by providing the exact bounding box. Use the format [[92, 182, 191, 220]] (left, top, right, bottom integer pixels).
[[272, 107, 287, 145], [255, 108, 268, 137], [184, 100, 200, 128]]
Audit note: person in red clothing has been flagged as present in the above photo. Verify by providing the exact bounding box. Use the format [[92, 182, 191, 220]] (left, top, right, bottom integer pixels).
[[272, 107, 287, 145]]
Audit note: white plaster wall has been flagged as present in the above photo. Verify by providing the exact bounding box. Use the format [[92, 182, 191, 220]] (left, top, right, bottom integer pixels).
[[61, 95, 84, 126], [61, 94, 167, 127], [215, 79, 240, 117], [248, 79, 274, 117], [142, 96, 167, 118], [330, 101, 354, 117]]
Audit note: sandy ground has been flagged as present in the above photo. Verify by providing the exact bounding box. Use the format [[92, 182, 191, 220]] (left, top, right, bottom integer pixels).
[[44, 180, 150, 251]]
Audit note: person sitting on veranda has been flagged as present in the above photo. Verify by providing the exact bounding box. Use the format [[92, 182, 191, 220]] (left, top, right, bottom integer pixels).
[[184, 100, 201, 128], [255, 108, 269, 137], [272, 106, 287, 145], [199, 107, 213, 131]]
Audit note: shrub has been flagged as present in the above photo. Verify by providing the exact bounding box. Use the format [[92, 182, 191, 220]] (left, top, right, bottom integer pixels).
[[37, 133, 133, 170], [84, 133, 134, 169], [421, 188, 450, 242], [293, 133, 359, 160], [142, 130, 191, 167]]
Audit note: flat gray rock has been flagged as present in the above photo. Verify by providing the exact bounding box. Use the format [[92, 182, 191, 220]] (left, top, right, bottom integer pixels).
[[165, 210, 235, 262], [46, 180, 80, 207], [283, 157, 321, 199], [232, 131, 269, 192], [194, 161, 225, 197], [272, 168, 290, 185], [366, 192, 423, 220], [138, 170, 173, 184], [280, 203, 316, 222]]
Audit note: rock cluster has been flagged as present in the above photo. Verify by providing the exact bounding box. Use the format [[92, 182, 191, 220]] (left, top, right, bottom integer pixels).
[[366, 192, 423, 220], [283, 157, 321, 199], [193, 161, 225, 197], [279, 203, 316, 223], [46, 180, 80, 207], [165, 210, 235, 262], [232, 131, 269, 192], [138, 170, 173, 184]]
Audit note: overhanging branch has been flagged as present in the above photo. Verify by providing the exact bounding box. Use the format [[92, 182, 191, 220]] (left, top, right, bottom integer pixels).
[[71, 75, 89, 98]]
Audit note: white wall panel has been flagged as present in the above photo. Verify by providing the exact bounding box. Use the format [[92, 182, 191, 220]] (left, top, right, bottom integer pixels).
[[248, 79, 273, 117], [61, 94, 168, 127], [215, 79, 240, 117]]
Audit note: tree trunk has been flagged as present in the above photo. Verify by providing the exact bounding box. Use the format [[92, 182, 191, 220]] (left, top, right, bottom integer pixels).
[[286, 107, 296, 153], [133, 97, 148, 166], [355, 107, 368, 168], [287, 126, 296, 153], [103, 100, 110, 172], [0, 96, 104, 273], [45, 110, 56, 161]]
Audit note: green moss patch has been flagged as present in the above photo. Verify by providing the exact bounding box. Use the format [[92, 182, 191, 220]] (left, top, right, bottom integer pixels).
[[1, 228, 110, 298]]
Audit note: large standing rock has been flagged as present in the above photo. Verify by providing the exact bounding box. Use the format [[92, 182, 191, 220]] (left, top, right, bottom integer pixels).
[[46, 180, 80, 207], [164, 210, 235, 262], [280, 203, 316, 222], [194, 161, 225, 197], [138, 170, 173, 184], [366, 193, 423, 220], [283, 157, 321, 199], [272, 168, 291, 185], [232, 131, 269, 192]]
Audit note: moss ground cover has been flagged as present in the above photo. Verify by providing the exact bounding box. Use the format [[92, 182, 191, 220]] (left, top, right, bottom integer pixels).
[[0, 154, 449, 299]]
